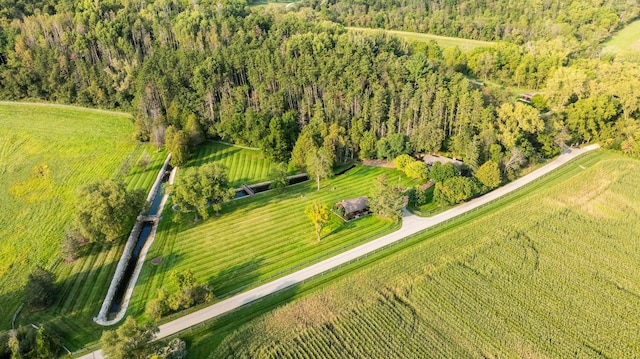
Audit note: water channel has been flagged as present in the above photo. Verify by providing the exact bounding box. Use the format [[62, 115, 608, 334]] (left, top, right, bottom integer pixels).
[[105, 174, 169, 318], [95, 155, 172, 325]]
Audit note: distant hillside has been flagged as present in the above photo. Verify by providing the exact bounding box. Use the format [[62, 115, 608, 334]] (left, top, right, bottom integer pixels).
[[295, 0, 640, 52]]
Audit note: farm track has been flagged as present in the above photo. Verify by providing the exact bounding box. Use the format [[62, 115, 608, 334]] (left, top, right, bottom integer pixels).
[[77, 146, 599, 359]]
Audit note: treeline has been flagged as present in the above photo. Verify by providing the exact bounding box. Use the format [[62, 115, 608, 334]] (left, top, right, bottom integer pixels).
[[1, 0, 638, 172], [295, 0, 640, 53], [0, 1, 509, 168]]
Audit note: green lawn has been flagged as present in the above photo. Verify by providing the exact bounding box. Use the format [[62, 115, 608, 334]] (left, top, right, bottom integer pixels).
[[603, 19, 640, 52], [0, 103, 141, 329], [179, 151, 640, 358], [347, 27, 494, 51], [189, 141, 274, 187], [128, 164, 417, 321]]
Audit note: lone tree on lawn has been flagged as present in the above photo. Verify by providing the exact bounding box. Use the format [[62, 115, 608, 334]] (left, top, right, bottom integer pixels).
[[171, 162, 235, 221], [369, 174, 405, 222], [101, 317, 158, 359], [305, 147, 333, 190], [305, 202, 330, 241], [23, 266, 57, 309], [74, 179, 145, 243]]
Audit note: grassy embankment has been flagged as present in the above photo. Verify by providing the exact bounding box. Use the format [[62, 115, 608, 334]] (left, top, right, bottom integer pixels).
[[603, 19, 640, 53], [178, 150, 640, 358], [0, 103, 147, 329]]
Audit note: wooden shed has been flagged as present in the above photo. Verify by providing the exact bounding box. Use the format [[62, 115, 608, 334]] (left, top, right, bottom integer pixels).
[[334, 196, 370, 220]]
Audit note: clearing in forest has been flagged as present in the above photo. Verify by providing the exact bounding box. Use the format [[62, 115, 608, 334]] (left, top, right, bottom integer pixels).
[[347, 27, 495, 50], [189, 141, 274, 187], [603, 19, 640, 52]]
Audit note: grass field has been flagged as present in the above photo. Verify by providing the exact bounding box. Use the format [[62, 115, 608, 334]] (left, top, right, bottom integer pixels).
[[347, 27, 494, 51], [177, 150, 640, 358], [603, 19, 640, 52], [128, 164, 417, 322], [189, 142, 274, 187], [0, 103, 142, 329], [17, 148, 167, 349]]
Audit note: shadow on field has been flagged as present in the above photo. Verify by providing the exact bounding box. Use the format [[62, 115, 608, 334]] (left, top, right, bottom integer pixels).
[[0, 289, 22, 331], [16, 261, 117, 351], [208, 257, 265, 296]]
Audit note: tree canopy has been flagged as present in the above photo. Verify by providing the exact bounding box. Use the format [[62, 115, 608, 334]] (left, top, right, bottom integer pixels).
[[73, 179, 145, 243], [171, 162, 235, 221], [305, 202, 330, 241], [369, 175, 404, 222], [101, 317, 159, 359]]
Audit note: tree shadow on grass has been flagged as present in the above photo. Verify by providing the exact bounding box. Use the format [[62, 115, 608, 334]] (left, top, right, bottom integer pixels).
[[207, 257, 265, 297], [16, 261, 117, 351]]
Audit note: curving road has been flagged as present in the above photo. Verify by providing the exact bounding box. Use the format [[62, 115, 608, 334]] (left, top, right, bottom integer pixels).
[[77, 145, 599, 358]]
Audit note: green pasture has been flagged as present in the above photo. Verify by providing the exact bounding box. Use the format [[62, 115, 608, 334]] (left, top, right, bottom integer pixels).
[[346, 27, 494, 51], [603, 19, 640, 53], [0, 103, 142, 329], [180, 151, 640, 358], [189, 142, 274, 187]]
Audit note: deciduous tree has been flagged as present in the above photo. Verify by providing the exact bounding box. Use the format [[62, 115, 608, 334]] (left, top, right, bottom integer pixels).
[[305, 147, 333, 190], [171, 162, 234, 221], [369, 174, 404, 222], [305, 202, 330, 241], [74, 179, 145, 243], [101, 317, 158, 359], [474, 161, 502, 189]]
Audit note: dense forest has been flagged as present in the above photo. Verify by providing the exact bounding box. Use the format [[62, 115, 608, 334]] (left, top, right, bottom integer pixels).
[[295, 0, 640, 53], [1, 0, 640, 172]]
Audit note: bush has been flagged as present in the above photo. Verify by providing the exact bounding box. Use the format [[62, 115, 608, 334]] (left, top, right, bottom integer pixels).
[[393, 154, 414, 171], [434, 177, 481, 205], [430, 162, 459, 183], [404, 161, 428, 181]]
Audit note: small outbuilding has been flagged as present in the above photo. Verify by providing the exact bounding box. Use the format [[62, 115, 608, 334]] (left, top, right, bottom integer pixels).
[[334, 196, 370, 221]]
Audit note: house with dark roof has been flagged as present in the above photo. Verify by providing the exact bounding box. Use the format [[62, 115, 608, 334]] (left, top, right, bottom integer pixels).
[[334, 196, 370, 221]]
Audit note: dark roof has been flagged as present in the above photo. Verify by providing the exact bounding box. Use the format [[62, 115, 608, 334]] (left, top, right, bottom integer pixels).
[[338, 196, 368, 214], [423, 154, 463, 168]]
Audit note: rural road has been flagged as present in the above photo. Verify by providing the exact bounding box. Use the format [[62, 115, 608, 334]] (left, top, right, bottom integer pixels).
[[77, 144, 599, 359]]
